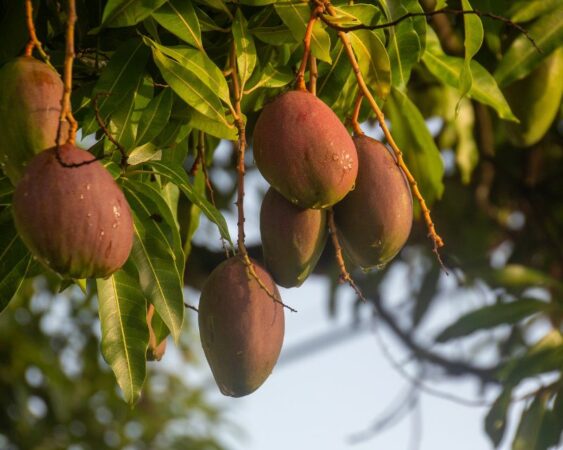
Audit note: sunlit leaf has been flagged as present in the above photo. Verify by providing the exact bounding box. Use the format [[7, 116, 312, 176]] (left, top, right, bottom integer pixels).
[[152, 0, 203, 50], [233, 9, 257, 93], [97, 264, 149, 404], [513, 395, 549, 450], [458, 0, 484, 100], [336, 4, 381, 27], [485, 387, 513, 447], [244, 63, 294, 94]]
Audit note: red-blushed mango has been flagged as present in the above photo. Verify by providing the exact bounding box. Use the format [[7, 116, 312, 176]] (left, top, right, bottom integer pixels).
[[12, 144, 133, 279], [334, 135, 413, 269], [260, 187, 327, 288], [198, 257, 285, 397], [0, 56, 67, 185], [253, 90, 358, 209]]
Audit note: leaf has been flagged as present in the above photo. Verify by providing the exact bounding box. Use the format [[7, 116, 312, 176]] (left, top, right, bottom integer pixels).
[[125, 187, 185, 342], [83, 39, 150, 135], [143, 36, 232, 107], [232, 9, 257, 93], [436, 299, 549, 342], [0, 216, 34, 314], [383, 88, 444, 206], [244, 63, 294, 94], [135, 87, 174, 146], [152, 0, 203, 51], [512, 395, 549, 450], [509, 0, 561, 23], [422, 29, 517, 121], [146, 161, 233, 246], [275, 3, 332, 63], [458, 0, 484, 100], [102, 0, 167, 28], [317, 41, 354, 111], [336, 4, 381, 27], [483, 264, 563, 294], [494, 8, 563, 87], [185, 107, 238, 140], [454, 98, 479, 183], [251, 25, 296, 45], [152, 48, 232, 128], [349, 29, 391, 99], [380, 0, 423, 88], [485, 387, 513, 447], [97, 265, 149, 404]]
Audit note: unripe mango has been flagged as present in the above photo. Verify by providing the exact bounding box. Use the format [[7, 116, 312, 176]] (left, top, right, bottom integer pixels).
[[253, 90, 358, 209], [260, 187, 327, 288], [0, 57, 67, 185], [198, 257, 284, 397], [334, 136, 412, 269], [12, 144, 133, 279]]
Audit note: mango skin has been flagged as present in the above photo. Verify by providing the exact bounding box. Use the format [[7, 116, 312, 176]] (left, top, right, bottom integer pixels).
[[12, 144, 134, 279], [334, 135, 413, 269], [260, 187, 327, 288], [0, 56, 67, 185], [198, 257, 285, 397], [504, 48, 563, 148], [253, 90, 358, 209]]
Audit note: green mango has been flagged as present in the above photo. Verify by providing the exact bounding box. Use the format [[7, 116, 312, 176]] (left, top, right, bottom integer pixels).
[[504, 48, 563, 148], [0, 56, 67, 185]]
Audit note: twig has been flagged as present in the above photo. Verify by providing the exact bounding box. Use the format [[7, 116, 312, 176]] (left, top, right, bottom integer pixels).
[[184, 302, 199, 313], [323, 0, 446, 268], [229, 38, 296, 313], [350, 93, 364, 136], [92, 93, 128, 168], [295, 5, 324, 91], [327, 208, 366, 302], [308, 54, 318, 95], [319, 8, 540, 53], [24, 0, 50, 62]]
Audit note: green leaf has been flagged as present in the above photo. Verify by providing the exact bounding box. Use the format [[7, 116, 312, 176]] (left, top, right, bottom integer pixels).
[[146, 161, 233, 246], [152, 48, 232, 129], [97, 265, 149, 404], [317, 41, 354, 110], [275, 3, 332, 63], [136, 87, 174, 146], [232, 9, 257, 93], [0, 176, 13, 205], [494, 7, 563, 87], [483, 264, 563, 294], [143, 36, 232, 107], [454, 99, 479, 183], [436, 299, 549, 342], [102, 0, 167, 28], [513, 395, 549, 450], [251, 25, 296, 45], [380, 0, 423, 88], [185, 107, 238, 140], [384, 88, 444, 206], [509, 0, 561, 23], [485, 387, 513, 447], [458, 0, 484, 100], [122, 178, 184, 276], [0, 216, 34, 314], [83, 39, 150, 135], [349, 29, 391, 99], [422, 29, 517, 121], [152, 0, 203, 51], [244, 63, 293, 94], [336, 4, 381, 27], [125, 187, 185, 342]]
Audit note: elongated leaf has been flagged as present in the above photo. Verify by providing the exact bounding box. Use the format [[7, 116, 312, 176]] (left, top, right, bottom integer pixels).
[[152, 0, 203, 51], [185, 107, 238, 140], [317, 41, 354, 110], [152, 48, 231, 128], [136, 88, 174, 146], [494, 8, 563, 86], [83, 40, 149, 134], [349, 29, 391, 99], [143, 36, 232, 107], [336, 4, 381, 27], [509, 0, 560, 23], [459, 0, 484, 99], [0, 217, 34, 313], [485, 387, 513, 447], [244, 63, 293, 94], [122, 178, 184, 275], [513, 395, 548, 450], [251, 25, 296, 45], [436, 299, 549, 342], [97, 265, 149, 404], [125, 188, 185, 342], [423, 29, 517, 121], [275, 3, 332, 63], [102, 0, 167, 28], [380, 0, 422, 88], [233, 9, 257, 92], [384, 88, 444, 206], [146, 161, 233, 246]]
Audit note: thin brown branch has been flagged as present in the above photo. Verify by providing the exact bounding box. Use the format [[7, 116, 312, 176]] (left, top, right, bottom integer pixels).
[[327, 208, 366, 302], [319, 8, 540, 53], [350, 93, 365, 136], [322, 1, 446, 268], [58, 0, 78, 145], [295, 5, 324, 91], [184, 302, 199, 313], [24, 0, 50, 62]]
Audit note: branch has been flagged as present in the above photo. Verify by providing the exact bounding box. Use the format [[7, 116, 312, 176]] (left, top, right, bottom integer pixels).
[[295, 4, 324, 91], [24, 0, 50, 62], [319, 8, 540, 53]]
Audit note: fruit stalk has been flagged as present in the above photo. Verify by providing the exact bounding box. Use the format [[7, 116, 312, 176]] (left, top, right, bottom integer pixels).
[[295, 5, 324, 92], [322, 0, 445, 261], [24, 0, 49, 62]]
